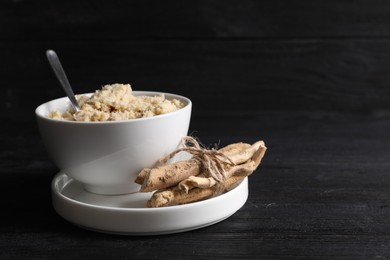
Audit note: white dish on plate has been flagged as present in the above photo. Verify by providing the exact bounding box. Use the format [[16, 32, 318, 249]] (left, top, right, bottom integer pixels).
[[36, 91, 192, 195], [52, 172, 249, 235]]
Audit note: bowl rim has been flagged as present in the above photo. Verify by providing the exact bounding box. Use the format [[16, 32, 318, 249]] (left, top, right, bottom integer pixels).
[[35, 90, 192, 124]]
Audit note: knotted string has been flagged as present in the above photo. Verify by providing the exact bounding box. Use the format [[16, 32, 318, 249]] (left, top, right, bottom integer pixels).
[[158, 136, 235, 182]]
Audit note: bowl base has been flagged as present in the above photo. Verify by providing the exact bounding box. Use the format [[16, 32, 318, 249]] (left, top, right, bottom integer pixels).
[[84, 183, 140, 195]]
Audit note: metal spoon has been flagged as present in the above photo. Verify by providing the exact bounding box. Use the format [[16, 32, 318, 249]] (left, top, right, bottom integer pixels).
[[46, 49, 80, 112]]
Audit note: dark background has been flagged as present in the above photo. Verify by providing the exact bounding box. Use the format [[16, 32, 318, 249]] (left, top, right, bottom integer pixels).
[[2, 0, 390, 259], [5, 0, 390, 115]]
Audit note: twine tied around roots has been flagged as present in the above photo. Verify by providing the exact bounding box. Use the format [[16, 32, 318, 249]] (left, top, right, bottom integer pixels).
[[158, 136, 236, 183]]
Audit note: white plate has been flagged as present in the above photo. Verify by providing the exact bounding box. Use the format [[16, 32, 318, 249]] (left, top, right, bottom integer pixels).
[[52, 172, 249, 235]]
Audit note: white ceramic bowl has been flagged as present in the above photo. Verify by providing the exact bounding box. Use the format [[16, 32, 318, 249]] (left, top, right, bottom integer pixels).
[[36, 91, 192, 195]]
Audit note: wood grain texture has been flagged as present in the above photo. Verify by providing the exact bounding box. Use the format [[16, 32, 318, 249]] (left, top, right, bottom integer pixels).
[[2, 0, 390, 258], [3, 0, 390, 40], [1, 111, 390, 259], [2, 39, 390, 115]]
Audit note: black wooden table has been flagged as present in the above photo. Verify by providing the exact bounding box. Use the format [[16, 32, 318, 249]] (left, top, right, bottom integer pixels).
[[2, 109, 390, 259], [3, 0, 390, 258]]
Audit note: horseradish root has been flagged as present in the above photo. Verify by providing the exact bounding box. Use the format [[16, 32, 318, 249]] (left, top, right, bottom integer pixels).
[[178, 159, 257, 193], [178, 175, 217, 193], [137, 159, 201, 192], [218, 140, 264, 165], [133, 137, 267, 207], [147, 176, 247, 208], [136, 138, 265, 192]]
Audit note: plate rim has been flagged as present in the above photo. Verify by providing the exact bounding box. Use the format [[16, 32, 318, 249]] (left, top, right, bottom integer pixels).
[[52, 172, 249, 235]]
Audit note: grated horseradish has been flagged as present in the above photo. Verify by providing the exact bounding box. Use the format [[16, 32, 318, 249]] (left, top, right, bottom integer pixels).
[[49, 84, 183, 121]]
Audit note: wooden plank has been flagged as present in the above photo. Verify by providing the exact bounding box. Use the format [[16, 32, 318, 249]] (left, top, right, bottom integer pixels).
[[2, 39, 390, 115], [3, 0, 390, 40], [2, 111, 390, 258]]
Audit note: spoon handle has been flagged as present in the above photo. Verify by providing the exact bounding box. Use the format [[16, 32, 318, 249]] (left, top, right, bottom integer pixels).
[[46, 50, 80, 112]]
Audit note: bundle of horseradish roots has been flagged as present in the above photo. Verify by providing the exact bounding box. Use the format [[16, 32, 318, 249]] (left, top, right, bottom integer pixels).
[[134, 136, 267, 208]]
